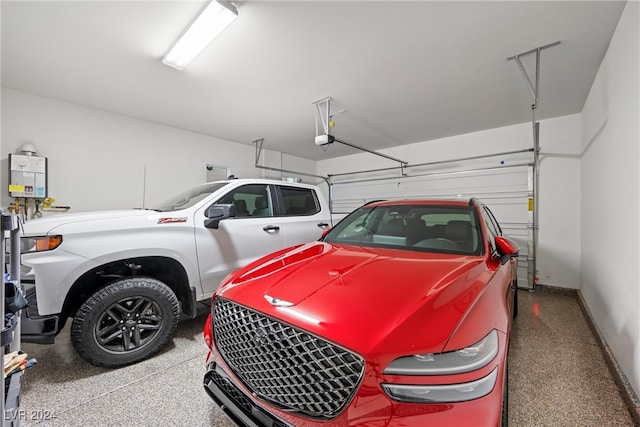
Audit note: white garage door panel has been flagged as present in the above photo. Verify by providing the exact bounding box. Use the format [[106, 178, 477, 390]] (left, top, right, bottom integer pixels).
[[330, 163, 533, 289], [331, 166, 529, 210]]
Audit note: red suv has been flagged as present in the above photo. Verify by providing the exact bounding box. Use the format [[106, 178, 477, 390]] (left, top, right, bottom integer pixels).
[[203, 199, 519, 426]]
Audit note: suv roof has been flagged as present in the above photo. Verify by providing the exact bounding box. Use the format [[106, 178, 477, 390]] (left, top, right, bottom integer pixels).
[[363, 199, 475, 208]]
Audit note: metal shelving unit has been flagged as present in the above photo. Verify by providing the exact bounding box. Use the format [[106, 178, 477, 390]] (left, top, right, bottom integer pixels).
[[2, 212, 22, 427]]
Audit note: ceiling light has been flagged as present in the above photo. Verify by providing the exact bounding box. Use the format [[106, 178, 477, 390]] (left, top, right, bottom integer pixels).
[[163, 0, 238, 70]]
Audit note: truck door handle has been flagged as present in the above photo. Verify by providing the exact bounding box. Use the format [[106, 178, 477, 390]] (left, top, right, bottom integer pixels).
[[263, 225, 280, 232], [317, 222, 330, 228]]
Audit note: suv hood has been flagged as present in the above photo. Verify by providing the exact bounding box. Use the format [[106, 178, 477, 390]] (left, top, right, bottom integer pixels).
[[217, 242, 488, 356]]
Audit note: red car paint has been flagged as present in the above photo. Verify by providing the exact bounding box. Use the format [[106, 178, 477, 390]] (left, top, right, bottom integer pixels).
[[204, 199, 518, 427]]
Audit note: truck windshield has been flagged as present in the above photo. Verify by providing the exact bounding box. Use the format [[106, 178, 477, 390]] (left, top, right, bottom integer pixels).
[[151, 182, 230, 212]]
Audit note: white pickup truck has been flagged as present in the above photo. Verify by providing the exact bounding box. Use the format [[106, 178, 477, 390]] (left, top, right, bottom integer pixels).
[[19, 178, 331, 367]]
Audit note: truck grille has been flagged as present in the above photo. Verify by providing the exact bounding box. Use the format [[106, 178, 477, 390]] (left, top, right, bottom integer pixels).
[[213, 297, 365, 420]]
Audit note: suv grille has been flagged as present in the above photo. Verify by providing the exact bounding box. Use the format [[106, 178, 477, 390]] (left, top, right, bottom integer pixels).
[[213, 297, 365, 420]]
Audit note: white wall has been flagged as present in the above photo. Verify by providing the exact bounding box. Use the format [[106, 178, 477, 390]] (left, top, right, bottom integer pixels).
[[1, 88, 318, 213], [580, 1, 639, 397], [318, 115, 582, 290], [538, 115, 582, 288]]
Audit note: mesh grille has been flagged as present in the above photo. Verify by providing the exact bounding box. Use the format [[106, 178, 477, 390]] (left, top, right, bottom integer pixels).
[[213, 297, 365, 420]]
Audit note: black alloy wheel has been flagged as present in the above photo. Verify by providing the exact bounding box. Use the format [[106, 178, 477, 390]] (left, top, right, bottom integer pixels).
[[71, 277, 180, 367]]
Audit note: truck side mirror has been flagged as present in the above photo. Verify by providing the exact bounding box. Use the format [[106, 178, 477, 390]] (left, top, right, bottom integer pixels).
[[204, 204, 236, 229]]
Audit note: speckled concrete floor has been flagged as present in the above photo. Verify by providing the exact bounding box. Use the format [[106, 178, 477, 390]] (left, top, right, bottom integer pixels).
[[16, 290, 635, 426], [508, 290, 635, 426]]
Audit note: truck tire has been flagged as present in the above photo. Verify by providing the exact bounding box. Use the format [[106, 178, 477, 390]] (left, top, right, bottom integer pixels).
[[70, 277, 180, 367]]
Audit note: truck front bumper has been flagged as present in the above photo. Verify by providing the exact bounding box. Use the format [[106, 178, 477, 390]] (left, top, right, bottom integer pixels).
[[20, 284, 59, 344]]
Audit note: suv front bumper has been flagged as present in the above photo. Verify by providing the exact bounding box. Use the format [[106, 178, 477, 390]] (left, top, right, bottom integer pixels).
[[203, 362, 292, 427]]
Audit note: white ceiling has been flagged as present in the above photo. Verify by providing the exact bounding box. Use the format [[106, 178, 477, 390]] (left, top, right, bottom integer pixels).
[[1, 1, 626, 161]]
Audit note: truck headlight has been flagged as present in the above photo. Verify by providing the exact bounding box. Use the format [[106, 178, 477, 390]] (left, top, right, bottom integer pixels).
[[21, 235, 63, 253], [382, 366, 498, 403], [383, 329, 498, 375]]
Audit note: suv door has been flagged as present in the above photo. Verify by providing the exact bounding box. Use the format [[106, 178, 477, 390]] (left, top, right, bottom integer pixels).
[[194, 184, 283, 295], [274, 184, 331, 247]]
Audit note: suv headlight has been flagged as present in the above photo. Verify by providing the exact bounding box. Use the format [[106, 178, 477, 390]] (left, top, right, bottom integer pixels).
[[21, 235, 63, 253], [381, 330, 500, 403], [383, 329, 498, 375], [382, 367, 498, 403]]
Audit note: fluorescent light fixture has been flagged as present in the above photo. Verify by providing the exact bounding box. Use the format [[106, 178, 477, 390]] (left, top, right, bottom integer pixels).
[[163, 0, 238, 70]]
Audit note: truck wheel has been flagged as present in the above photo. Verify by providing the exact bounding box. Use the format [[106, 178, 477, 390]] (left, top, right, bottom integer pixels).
[[70, 277, 180, 367]]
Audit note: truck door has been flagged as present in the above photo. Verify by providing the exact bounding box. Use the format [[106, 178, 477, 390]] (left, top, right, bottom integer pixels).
[[274, 184, 331, 248], [194, 184, 282, 295]]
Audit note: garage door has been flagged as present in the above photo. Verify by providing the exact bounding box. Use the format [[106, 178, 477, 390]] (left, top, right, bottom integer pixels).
[[329, 162, 534, 289]]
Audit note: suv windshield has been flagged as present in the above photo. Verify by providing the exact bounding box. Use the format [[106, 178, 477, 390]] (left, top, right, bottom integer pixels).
[[323, 204, 482, 255], [151, 182, 229, 212]]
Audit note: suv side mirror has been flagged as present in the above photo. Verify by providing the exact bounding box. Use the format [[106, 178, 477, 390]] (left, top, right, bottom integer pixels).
[[320, 227, 331, 239], [204, 204, 236, 229], [495, 236, 519, 264]]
